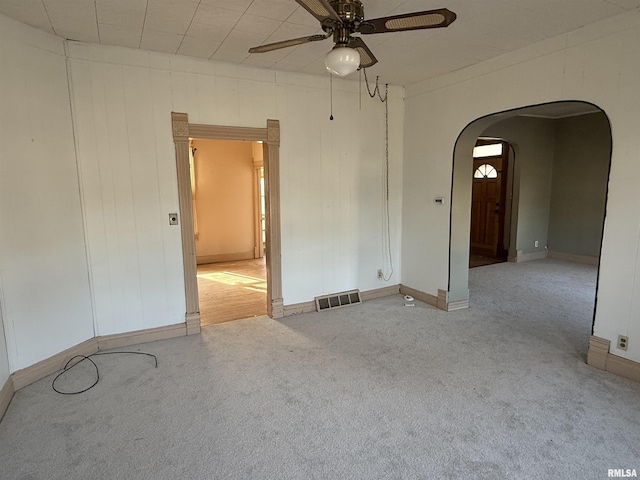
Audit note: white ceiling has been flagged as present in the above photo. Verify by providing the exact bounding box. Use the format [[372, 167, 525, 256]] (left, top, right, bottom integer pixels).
[[517, 102, 602, 119], [1, 0, 639, 86]]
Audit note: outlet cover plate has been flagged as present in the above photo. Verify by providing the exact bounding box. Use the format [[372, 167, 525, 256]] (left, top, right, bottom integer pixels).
[[618, 335, 629, 351]]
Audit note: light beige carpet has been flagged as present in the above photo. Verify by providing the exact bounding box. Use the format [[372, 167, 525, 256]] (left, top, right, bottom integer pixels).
[[1, 260, 638, 479]]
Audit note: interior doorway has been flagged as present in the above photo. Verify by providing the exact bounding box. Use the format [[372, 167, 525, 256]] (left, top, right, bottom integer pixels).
[[449, 101, 612, 364], [171, 114, 283, 335], [470, 139, 510, 268], [449, 101, 611, 344], [190, 138, 267, 325]]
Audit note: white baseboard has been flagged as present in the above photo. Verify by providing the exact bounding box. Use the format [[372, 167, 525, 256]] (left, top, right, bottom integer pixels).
[[510, 250, 548, 263], [588, 336, 640, 383], [97, 323, 186, 351], [10, 322, 189, 393], [400, 285, 439, 308], [283, 301, 315, 316], [11, 338, 99, 391], [547, 250, 599, 266], [283, 285, 401, 317], [399, 286, 469, 311], [447, 298, 471, 311], [360, 285, 400, 301], [0, 376, 14, 423]]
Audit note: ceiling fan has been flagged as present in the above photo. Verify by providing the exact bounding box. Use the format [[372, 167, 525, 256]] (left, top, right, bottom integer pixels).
[[248, 0, 456, 77]]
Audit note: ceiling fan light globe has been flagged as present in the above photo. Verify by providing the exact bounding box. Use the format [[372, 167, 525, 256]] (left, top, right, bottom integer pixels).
[[324, 47, 360, 76]]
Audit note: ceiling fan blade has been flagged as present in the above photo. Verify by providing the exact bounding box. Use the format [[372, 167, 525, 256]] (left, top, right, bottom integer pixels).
[[295, 0, 342, 26], [348, 37, 378, 69], [249, 33, 330, 53], [360, 8, 456, 34]]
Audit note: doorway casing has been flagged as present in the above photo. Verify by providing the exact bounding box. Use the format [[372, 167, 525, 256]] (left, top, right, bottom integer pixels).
[[171, 113, 283, 334]]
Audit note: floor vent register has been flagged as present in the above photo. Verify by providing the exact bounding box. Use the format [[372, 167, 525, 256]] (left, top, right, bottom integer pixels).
[[315, 290, 362, 312]]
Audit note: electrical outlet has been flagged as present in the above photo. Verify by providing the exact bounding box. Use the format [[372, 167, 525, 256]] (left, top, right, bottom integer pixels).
[[534, 240, 539, 248], [377, 269, 383, 279], [618, 335, 629, 351]]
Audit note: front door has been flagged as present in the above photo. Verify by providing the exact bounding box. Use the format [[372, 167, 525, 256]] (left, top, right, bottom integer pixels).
[[470, 141, 508, 258]]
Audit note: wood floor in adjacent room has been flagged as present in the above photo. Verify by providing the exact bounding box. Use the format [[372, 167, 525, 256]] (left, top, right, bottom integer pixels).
[[469, 253, 506, 268], [197, 258, 267, 326]]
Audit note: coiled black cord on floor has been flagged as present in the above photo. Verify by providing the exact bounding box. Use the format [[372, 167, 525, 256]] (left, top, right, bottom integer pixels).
[[51, 351, 158, 395]]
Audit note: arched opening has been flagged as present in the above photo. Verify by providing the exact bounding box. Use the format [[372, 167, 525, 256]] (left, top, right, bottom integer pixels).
[[450, 101, 612, 342]]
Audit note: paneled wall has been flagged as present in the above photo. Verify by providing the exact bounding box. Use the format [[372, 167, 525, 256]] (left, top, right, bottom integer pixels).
[[402, 10, 640, 362], [0, 16, 94, 370], [67, 40, 403, 331], [0, 13, 402, 373], [68, 52, 187, 337]]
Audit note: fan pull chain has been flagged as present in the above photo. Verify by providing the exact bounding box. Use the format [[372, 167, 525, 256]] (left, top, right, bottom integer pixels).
[[329, 74, 334, 121], [363, 68, 388, 102], [359, 69, 362, 110]]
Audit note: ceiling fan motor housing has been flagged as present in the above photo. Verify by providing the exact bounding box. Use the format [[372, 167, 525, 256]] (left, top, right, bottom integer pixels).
[[329, 0, 364, 24]]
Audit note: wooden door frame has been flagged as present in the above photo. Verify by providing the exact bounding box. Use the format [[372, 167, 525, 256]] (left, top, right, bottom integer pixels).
[[253, 160, 265, 259], [171, 113, 283, 335]]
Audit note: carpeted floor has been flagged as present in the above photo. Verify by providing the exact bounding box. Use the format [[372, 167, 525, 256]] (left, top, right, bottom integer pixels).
[[0, 259, 638, 479]]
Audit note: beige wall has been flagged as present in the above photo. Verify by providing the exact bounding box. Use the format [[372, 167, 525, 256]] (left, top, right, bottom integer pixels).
[[193, 139, 257, 263], [252, 142, 263, 165]]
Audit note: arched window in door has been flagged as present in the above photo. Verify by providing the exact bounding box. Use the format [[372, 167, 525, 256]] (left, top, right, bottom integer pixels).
[[474, 163, 498, 179]]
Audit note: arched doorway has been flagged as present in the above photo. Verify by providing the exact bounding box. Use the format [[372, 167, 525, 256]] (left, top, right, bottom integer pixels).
[[449, 101, 612, 321]]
